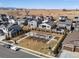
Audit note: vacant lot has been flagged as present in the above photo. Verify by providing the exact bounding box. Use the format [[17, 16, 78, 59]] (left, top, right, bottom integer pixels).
[[18, 31, 64, 55], [18, 36, 57, 55]]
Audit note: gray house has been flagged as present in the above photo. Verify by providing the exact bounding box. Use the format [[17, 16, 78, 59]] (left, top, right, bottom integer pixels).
[[57, 16, 72, 31], [7, 24, 22, 37], [0, 23, 22, 38], [28, 19, 42, 28], [73, 17, 79, 31], [59, 16, 68, 20], [39, 20, 55, 30]]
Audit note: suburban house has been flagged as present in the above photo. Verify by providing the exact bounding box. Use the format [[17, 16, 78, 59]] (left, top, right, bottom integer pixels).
[[7, 24, 22, 37], [62, 32, 79, 52], [26, 32, 53, 40], [59, 16, 68, 20], [0, 23, 22, 38], [0, 29, 6, 41], [72, 17, 79, 31], [44, 16, 54, 21], [0, 25, 8, 34], [39, 20, 56, 30], [24, 17, 33, 25], [28, 19, 42, 28], [17, 18, 25, 25], [57, 16, 72, 31]]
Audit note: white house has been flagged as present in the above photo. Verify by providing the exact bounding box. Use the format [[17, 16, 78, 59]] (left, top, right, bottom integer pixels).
[[17, 18, 26, 25], [28, 20, 37, 28], [8, 19, 16, 24], [0, 29, 6, 41], [39, 21, 55, 30], [28, 18, 42, 28]]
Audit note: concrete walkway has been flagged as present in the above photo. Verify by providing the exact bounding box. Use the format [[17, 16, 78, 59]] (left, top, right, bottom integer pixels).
[[17, 35, 29, 43], [0, 41, 55, 58]]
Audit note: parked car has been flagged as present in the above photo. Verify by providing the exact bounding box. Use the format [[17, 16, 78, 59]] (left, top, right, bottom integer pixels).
[[10, 46, 21, 51], [3, 44, 12, 49]]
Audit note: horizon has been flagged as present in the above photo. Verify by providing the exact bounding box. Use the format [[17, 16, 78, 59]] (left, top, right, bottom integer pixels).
[[0, 0, 79, 9]]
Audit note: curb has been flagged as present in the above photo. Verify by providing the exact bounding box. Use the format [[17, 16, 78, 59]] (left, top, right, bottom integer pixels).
[[0, 41, 54, 58]]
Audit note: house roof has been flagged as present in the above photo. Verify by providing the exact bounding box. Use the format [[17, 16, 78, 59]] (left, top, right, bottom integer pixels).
[[28, 19, 42, 25], [63, 32, 79, 46], [0, 29, 4, 36], [45, 21, 54, 26], [40, 21, 54, 26], [57, 20, 72, 26], [8, 24, 21, 32]]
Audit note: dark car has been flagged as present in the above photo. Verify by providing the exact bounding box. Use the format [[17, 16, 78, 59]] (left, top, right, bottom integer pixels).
[[16, 48, 21, 51], [3, 44, 12, 49]]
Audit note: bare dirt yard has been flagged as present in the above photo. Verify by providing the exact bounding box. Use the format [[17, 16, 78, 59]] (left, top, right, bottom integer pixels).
[[17, 31, 64, 55]]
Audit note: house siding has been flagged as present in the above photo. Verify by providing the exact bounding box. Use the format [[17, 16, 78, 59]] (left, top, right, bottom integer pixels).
[[75, 47, 79, 52], [28, 21, 37, 28], [63, 46, 73, 51], [39, 24, 51, 30]]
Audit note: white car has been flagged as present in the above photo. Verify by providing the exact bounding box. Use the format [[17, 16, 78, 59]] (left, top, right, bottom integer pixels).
[[10, 46, 21, 51]]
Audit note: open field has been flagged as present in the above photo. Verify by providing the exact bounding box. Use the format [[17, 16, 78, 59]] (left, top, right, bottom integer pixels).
[[0, 9, 79, 20]]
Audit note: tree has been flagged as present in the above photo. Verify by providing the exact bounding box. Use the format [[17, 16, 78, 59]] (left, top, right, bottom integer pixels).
[[25, 10, 30, 16]]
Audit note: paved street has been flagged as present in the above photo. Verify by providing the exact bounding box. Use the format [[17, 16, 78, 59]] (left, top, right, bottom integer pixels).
[[0, 45, 40, 58]]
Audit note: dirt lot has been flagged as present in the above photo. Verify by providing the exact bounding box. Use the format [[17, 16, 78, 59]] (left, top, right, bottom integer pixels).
[[17, 31, 64, 55], [18, 36, 57, 55], [0, 9, 79, 20]]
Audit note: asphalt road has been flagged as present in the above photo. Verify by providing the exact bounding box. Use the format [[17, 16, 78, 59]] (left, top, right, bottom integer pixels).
[[0, 45, 39, 58]]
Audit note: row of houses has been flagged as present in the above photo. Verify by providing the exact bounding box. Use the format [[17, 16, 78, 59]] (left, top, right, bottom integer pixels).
[[17, 15, 55, 30], [17, 15, 79, 34], [0, 14, 23, 40], [0, 15, 77, 35]]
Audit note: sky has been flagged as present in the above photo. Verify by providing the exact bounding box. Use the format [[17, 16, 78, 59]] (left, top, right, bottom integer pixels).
[[0, 0, 79, 9]]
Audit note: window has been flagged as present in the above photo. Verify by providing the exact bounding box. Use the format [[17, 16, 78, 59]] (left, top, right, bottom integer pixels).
[[66, 24, 70, 26], [31, 24, 33, 26], [73, 21, 76, 23], [42, 25, 46, 28], [75, 17, 78, 19], [47, 26, 49, 28], [60, 20, 66, 22]]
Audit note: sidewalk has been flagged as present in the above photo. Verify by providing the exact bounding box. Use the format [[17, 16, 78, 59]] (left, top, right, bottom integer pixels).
[[0, 41, 55, 58]]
